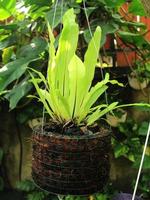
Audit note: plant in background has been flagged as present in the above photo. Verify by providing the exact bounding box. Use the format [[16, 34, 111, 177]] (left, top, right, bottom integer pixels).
[[134, 171, 150, 199], [112, 119, 150, 163], [17, 180, 50, 200], [133, 61, 150, 84]]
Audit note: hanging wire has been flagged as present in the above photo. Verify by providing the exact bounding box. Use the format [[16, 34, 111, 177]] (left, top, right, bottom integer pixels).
[[83, 0, 109, 105], [60, 0, 64, 31], [41, 0, 59, 134], [132, 122, 150, 200], [52, 0, 59, 28]]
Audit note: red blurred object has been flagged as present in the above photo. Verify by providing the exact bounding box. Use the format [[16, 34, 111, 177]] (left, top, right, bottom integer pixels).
[[140, 16, 150, 41]]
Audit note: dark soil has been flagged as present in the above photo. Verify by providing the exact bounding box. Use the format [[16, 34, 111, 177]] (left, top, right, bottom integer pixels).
[[37, 119, 109, 137]]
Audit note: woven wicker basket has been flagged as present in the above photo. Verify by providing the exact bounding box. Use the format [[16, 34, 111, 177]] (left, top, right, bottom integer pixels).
[[32, 125, 111, 195], [141, 0, 150, 16]]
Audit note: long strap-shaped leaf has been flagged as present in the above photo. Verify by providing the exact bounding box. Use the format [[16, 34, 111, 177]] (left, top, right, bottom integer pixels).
[[29, 72, 54, 119], [40, 89, 71, 122], [84, 26, 101, 93], [77, 85, 108, 123], [55, 9, 79, 97], [77, 74, 110, 121], [87, 102, 119, 126], [47, 22, 56, 88], [68, 55, 86, 118]]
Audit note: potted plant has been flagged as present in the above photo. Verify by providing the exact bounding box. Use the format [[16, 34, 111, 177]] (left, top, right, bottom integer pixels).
[[29, 9, 141, 195]]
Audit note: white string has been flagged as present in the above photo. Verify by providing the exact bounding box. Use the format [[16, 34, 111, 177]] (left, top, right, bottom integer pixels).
[[132, 122, 150, 200], [41, 0, 59, 133], [60, 0, 64, 31], [83, 0, 109, 105], [52, 0, 59, 29]]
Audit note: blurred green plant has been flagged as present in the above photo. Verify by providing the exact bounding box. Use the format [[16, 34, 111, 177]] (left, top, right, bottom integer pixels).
[[112, 119, 150, 163], [17, 180, 49, 200], [134, 171, 150, 199]]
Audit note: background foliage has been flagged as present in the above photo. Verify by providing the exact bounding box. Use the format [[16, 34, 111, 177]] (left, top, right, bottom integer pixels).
[[0, 0, 150, 200]]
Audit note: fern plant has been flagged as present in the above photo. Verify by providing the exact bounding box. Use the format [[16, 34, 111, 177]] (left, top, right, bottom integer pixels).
[[29, 9, 149, 127]]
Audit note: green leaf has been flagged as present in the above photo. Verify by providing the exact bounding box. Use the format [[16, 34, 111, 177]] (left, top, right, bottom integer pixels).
[[138, 122, 149, 136], [76, 0, 83, 3], [24, 0, 51, 7], [2, 46, 14, 64], [16, 37, 47, 60], [68, 55, 85, 118], [30, 6, 50, 20], [29, 72, 54, 119], [0, 0, 16, 20], [17, 180, 36, 192], [78, 84, 108, 123], [118, 31, 148, 48], [133, 155, 150, 169], [0, 58, 31, 92], [129, 0, 146, 16], [27, 191, 49, 200], [104, 0, 125, 8], [115, 103, 150, 110], [78, 73, 123, 123], [0, 24, 18, 30], [96, 194, 108, 200], [114, 144, 129, 158], [84, 26, 101, 92], [87, 102, 119, 126], [0, 35, 17, 50], [5, 78, 32, 110], [55, 8, 79, 96]]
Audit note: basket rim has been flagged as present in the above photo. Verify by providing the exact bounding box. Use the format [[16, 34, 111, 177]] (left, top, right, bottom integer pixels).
[[33, 123, 111, 140]]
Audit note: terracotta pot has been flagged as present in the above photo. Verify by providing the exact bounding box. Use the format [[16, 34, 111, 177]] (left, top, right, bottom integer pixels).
[[32, 125, 111, 195]]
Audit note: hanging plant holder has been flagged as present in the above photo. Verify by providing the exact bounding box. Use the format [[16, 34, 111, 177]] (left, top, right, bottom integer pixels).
[[32, 124, 111, 195]]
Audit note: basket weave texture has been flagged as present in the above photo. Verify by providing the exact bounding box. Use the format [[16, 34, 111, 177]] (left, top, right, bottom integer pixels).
[[32, 126, 111, 195]]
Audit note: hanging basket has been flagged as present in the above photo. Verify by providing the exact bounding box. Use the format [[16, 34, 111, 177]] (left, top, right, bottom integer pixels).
[[32, 124, 111, 195], [141, 0, 150, 16]]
